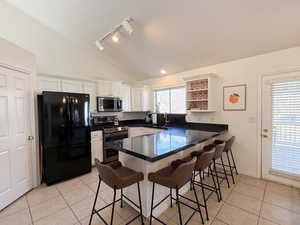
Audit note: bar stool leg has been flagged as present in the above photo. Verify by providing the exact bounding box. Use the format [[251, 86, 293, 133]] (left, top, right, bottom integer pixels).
[[192, 183, 204, 224], [120, 188, 123, 208], [190, 172, 195, 191], [149, 183, 155, 225], [89, 179, 101, 225], [199, 171, 209, 221], [230, 149, 239, 175], [137, 182, 145, 225], [226, 151, 236, 184], [221, 156, 230, 188], [213, 160, 222, 201], [170, 188, 173, 208], [209, 166, 220, 202], [176, 188, 183, 225], [110, 187, 116, 225]]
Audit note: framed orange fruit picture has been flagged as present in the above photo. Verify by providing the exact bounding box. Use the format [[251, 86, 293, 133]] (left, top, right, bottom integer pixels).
[[223, 84, 246, 111]]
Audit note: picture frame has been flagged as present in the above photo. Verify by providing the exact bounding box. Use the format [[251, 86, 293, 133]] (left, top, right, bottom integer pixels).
[[223, 84, 247, 111]]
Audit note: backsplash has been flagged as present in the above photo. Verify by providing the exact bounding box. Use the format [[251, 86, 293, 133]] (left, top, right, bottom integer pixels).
[[91, 112, 147, 121]]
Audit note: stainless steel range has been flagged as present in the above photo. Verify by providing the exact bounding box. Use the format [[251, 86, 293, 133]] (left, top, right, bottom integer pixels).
[[92, 116, 128, 163], [103, 126, 128, 163]]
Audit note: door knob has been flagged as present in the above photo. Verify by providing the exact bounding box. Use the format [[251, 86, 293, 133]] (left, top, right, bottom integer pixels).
[[263, 129, 268, 133], [27, 136, 34, 141], [262, 134, 268, 138]]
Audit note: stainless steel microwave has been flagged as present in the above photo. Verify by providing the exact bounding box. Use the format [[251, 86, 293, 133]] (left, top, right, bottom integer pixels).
[[96, 97, 122, 112]]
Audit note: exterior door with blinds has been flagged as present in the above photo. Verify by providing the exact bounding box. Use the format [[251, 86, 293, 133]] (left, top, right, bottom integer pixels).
[[262, 71, 300, 187]]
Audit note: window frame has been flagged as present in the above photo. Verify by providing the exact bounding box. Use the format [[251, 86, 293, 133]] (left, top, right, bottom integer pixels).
[[154, 86, 186, 114]]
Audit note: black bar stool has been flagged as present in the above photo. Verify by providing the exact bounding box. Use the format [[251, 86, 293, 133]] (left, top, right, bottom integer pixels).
[[148, 157, 204, 225], [89, 159, 145, 225], [190, 145, 219, 221], [215, 136, 238, 184], [213, 141, 231, 188]]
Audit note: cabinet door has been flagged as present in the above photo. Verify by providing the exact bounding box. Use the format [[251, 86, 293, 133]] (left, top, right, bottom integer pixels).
[[61, 80, 83, 93], [143, 87, 152, 111], [121, 84, 131, 111], [97, 80, 112, 97], [91, 131, 103, 164], [83, 82, 97, 112], [37, 76, 61, 92], [111, 81, 122, 97], [131, 88, 144, 111]]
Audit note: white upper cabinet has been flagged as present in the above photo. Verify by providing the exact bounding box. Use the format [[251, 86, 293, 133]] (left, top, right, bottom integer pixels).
[[37, 76, 61, 92], [83, 82, 97, 112], [61, 79, 83, 93], [131, 88, 144, 111], [37, 76, 97, 112], [97, 80, 122, 97], [121, 84, 131, 112], [143, 87, 152, 111], [131, 87, 151, 112], [97, 80, 112, 97], [111, 81, 122, 97]]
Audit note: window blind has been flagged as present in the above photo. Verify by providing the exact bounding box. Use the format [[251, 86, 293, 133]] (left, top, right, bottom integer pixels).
[[154, 87, 186, 113], [272, 81, 300, 176]]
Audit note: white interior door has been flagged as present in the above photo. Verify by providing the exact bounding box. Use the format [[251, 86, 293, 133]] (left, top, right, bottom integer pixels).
[[0, 66, 33, 210], [262, 70, 300, 187]]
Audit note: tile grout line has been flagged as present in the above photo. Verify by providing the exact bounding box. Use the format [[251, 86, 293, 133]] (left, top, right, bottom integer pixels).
[[256, 181, 267, 225], [212, 174, 236, 225], [55, 185, 82, 225], [25, 195, 34, 225]]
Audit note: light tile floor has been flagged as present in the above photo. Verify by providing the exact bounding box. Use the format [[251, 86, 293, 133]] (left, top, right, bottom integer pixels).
[[1, 168, 300, 225]]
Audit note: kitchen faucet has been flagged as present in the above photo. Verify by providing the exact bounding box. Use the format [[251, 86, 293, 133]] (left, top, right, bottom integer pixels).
[[164, 113, 169, 126]]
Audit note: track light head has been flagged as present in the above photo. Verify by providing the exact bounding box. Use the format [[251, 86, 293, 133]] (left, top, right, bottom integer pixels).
[[95, 40, 104, 51], [122, 19, 133, 35]]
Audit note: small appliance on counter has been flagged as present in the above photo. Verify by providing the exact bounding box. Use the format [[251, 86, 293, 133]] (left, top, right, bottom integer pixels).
[[92, 115, 128, 163], [96, 97, 122, 112], [38, 92, 91, 185], [152, 113, 158, 124]]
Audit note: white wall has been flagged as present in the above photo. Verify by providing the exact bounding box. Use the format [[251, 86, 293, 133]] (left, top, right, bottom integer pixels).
[[0, 1, 132, 82], [141, 46, 300, 177]]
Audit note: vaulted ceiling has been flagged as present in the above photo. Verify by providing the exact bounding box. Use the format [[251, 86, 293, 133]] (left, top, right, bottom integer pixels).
[[6, 0, 300, 80]]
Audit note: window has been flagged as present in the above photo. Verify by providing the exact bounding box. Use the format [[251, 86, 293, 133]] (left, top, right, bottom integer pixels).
[[154, 87, 186, 113], [272, 81, 300, 176]]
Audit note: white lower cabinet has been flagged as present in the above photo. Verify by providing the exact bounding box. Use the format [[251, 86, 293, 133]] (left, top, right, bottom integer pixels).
[[91, 131, 103, 165]]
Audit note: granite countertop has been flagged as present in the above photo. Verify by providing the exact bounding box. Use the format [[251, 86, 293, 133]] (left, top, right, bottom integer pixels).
[[109, 126, 225, 162]]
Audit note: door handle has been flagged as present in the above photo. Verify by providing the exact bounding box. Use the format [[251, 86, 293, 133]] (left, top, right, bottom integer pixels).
[[27, 136, 34, 141], [262, 134, 268, 138]]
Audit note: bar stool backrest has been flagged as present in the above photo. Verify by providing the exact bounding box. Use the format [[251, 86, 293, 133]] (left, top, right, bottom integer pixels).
[[214, 142, 225, 160], [173, 157, 197, 188], [224, 136, 235, 153], [195, 148, 216, 171], [94, 158, 122, 189]]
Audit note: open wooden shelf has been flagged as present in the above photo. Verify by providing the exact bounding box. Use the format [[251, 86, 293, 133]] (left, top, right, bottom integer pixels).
[[184, 74, 218, 112]]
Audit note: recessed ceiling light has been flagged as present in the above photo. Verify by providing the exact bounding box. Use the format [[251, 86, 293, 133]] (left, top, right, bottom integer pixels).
[[112, 33, 119, 43], [160, 69, 167, 75]]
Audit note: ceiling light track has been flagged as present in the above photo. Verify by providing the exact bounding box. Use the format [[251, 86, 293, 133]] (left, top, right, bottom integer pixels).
[[95, 18, 133, 51]]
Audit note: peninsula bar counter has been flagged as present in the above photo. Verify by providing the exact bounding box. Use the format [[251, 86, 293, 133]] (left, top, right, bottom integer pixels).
[[109, 125, 228, 218]]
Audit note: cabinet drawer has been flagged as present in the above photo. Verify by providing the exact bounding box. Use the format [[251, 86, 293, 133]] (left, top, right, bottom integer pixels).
[[91, 131, 103, 139]]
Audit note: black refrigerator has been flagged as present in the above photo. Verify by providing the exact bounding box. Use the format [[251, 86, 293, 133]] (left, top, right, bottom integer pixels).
[[38, 92, 91, 184]]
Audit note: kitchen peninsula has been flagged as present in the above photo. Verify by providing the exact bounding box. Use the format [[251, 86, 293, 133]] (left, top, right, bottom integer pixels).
[[110, 122, 228, 217]]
